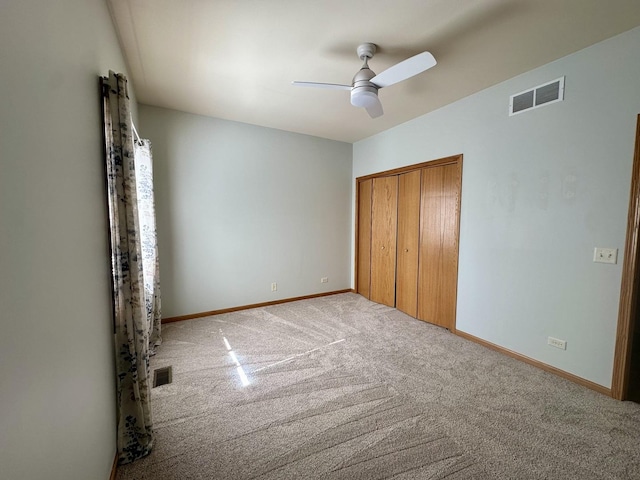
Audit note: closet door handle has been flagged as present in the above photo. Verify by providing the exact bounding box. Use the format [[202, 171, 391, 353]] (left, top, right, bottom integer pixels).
[[381, 246, 385, 250], [404, 249, 409, 252]]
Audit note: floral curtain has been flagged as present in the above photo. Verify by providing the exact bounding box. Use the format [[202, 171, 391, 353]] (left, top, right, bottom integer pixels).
[[102, 71, 161, 465]]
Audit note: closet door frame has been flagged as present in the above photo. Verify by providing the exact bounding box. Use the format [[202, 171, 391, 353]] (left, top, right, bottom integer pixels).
[[354, 154, 463, 328]]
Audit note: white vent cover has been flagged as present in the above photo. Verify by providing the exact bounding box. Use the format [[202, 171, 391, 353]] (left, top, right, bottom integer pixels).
[[509, 77, 565, 116]]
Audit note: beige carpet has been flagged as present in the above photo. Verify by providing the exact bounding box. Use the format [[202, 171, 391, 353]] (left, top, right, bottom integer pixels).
[[117, 293, 640, 479]]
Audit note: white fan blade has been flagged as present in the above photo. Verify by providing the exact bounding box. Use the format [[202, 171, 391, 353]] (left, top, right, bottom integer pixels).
[[292, 81, 351, 90], [370, 51, 436, 88], [365, 97, 384, 119]]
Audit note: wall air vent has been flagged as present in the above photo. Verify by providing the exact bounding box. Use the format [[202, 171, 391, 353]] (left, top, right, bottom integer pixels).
[[509, 77, 565, 116], [153, 366, 172, 387]]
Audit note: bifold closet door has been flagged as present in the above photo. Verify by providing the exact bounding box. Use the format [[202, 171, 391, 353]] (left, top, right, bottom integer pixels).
[[418, 164, 460, 329], [396, 170, 421, 317], [357, 179, 372, 298], [370, 175, 398, 307]]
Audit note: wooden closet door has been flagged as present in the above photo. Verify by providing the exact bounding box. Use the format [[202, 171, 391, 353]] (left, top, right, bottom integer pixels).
[[396, 170, 421, 317], [357, 179, 372, 298], [370, 175, 398, 307], [418, 164, 460, 329]]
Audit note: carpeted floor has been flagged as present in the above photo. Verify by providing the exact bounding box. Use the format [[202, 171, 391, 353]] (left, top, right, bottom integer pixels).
[[117, 293, 640, 479]]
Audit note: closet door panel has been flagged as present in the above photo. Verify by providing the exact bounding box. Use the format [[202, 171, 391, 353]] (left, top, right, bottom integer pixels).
[[370, 176, 398, 307], [357, 179, 372, 298], [396, 170, 421, 317], [418, 164, 460, 329]]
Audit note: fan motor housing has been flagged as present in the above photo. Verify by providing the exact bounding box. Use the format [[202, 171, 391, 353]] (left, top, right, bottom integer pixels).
[[351, 66, 379, 107]]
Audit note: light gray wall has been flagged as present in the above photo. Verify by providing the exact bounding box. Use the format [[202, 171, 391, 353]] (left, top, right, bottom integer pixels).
[[0, 1, 133, 478], [353, 27, 640, 388], [139, 106, 353, 318]]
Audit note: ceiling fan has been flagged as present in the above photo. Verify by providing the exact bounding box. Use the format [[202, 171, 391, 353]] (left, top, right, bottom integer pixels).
[[292, 43, 437, 119]]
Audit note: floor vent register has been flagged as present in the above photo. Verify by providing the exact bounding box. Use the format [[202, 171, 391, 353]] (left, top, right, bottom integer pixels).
[[153, 366, 173, 387]]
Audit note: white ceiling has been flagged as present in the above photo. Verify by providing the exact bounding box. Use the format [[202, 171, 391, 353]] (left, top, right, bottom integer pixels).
[[108, 0, 640, 143]]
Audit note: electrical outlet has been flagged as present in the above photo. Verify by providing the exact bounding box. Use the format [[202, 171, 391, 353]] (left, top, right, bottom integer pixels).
[[271, 282, 277, 292], [321, 277, 328, 283], [547, 336, 567, 350], [593, 247, 617, 264]]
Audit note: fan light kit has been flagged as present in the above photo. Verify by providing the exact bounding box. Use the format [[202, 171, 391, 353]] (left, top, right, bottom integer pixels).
[[293, 43, 437, 119]]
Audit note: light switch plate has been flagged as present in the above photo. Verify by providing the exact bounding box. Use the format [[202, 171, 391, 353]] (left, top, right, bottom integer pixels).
[[593, 247, 617, 264]]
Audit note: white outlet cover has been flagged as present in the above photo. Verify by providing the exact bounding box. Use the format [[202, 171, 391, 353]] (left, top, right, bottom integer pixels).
[[547, 336, 567, 350]]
